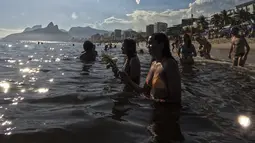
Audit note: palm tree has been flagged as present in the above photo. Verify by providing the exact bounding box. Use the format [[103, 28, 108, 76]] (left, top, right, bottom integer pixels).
[[210, 14, 222, 28], [210, 14, 222, 38], [220, 10, 232, 26], [233, 9, 252, 24], [197, 15, 209, 33]]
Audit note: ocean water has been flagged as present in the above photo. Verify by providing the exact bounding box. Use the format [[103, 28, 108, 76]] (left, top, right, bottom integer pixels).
[[0, 42, 255, 143]]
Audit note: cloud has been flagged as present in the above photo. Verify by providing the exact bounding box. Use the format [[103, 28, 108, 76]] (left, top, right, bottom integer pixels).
[[96, 0, 251, 31], [0, 28, 23, 38], [71, 12, 78, 20], [136, 0, 140, 5]]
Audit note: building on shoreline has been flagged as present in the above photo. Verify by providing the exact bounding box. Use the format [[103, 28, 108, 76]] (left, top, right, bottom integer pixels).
[[181, 18, 198, 27], [166, 24, 182, 36], [154, 22, 168, 33], [114, 29, 122, 41], [146, 24, 154, 37], [236, 0, 255, 14]]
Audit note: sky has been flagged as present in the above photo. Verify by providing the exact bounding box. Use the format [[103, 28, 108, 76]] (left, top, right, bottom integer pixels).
[[0, 0, 251, 37]]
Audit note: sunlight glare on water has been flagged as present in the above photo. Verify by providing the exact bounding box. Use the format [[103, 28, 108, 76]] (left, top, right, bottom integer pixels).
[[49, 79, 54, 83], [238, 115, 251, 128], [20, 67, 40, 74], [20, 89, 26, 93], [0, 81, 10, 93], [136, 0, 140, 4], [36, 88, 49, 93]]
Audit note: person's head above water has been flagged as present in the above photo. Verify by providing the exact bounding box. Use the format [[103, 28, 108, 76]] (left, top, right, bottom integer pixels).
[[122, 39, 137, 58], [184, 33, 192, 48], [83, 41, 94, 52], [147, 33, 173, 60], [231, 26, 239, 37]]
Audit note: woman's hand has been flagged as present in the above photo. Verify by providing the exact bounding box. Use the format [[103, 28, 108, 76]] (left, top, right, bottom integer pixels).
[[119, 71, 130, 85]]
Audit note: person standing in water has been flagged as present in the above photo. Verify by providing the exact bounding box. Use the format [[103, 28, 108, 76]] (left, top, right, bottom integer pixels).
[[228, 27, 250, 67], [118, 33, 183, 142], [113, 39, 141, 92], [178, 34, 197, 65], [172, 36, 181, 52], [195, 36, 212, 59], [80, 41, 97, 62]]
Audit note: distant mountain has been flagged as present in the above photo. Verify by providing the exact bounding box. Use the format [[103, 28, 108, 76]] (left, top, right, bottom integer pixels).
[[69, 26, 109, 38], [23, 25, 42, 32], [2, 22, 71, 42]]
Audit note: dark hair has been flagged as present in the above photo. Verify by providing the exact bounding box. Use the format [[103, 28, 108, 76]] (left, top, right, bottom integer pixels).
[[123, 39, 137, 58], [83, 41, 94, 51], [231, 27, 239, 36], [184, 34, 192, 48], [151, 33, 174, 59]]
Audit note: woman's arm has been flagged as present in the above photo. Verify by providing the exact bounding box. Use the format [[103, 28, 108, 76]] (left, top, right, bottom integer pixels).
[[243, 38, 250, 57], [119, 71, 144, 94], [130, 58, 141, 82]]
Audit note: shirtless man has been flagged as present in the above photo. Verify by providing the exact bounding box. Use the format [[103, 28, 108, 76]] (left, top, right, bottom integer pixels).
[[195, 36, 212, 59], [228, 27, 250, 67]]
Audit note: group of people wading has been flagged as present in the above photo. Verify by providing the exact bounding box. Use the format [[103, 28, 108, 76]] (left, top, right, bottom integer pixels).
[[79, 27, 251, 101], [78, 27, 250, 142]]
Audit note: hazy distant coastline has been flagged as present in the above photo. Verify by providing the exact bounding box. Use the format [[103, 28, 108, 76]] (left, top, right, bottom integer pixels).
[[1, 22, 109, 42]]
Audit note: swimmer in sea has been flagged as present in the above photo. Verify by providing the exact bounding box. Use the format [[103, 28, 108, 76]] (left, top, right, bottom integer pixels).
[[113, 39, 141, 92], [195, 36, 212, 59], [228, 27, 250, 67], [178, 34, 197, 65], [80, 41, 97, 62], [119, 33, 181, 104], [104, 45, 108, 51]]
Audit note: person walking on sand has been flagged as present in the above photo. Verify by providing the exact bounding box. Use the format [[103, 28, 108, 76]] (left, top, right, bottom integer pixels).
[[228, 27, 250, 67], [195, 36, 212, 59]]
